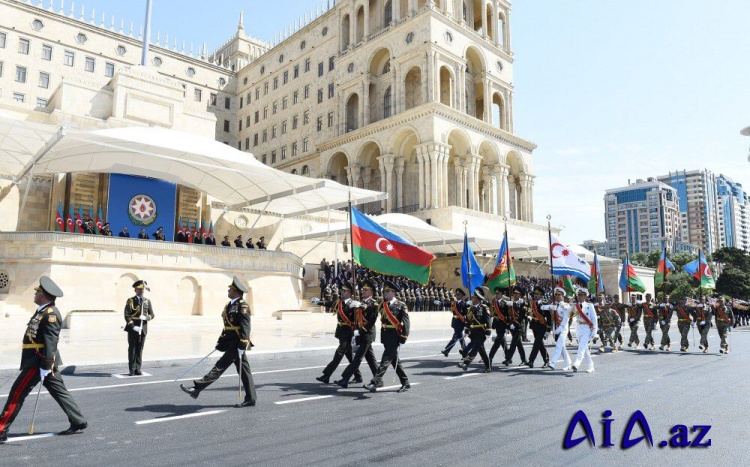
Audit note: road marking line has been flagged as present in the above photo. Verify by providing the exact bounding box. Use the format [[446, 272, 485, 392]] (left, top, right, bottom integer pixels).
[[274, 395, 334, 405], [377, 382, 421, 391], [444, 373, 482, 379], [135, 410, 226, 425], [5, 433, 56, 443], [111, 372, 152, 379]]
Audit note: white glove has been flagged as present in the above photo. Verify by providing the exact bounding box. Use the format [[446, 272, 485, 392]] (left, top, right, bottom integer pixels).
[[700, 321, 705, 326], [510, 325, 515, 330], [660, 320, 665, 326], [629, 318, 635, 322], [504, 301, 514, 306], [139, 314, 147, 321], [350, 301, 361, 308], [492, 335, 496, 342], [238, 348, 244, 358], [311, 297, 320, 304], [691, 322, 695, 328], [132, 325, 142, 333], [354, 330, 360, 337], [40, 368, 52, 380]]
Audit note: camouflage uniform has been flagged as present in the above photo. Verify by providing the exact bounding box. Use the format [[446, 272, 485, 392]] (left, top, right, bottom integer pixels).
[[714, 302, 734, 354], [640, 297, 658, 350], [674, 301, 693, 351], [612, 299, 628, 346], [598, 305, 621, 352], [658, 299, 674, 350], [626, 298, 641, 348], [693, 302, 713, 353]]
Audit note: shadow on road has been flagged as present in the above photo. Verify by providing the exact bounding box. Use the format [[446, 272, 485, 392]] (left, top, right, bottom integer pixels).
[[124, 403, 228, 417]]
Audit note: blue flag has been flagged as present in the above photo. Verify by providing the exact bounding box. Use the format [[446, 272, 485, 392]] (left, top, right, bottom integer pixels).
[[461, 233, 484, 293]]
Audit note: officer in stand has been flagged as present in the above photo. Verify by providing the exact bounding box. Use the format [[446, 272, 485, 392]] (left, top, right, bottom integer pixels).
[[527, 286, 553, 368], [118, 226, 131, 238], [137, 228, 149, 239], [364, 281, 411, 393], [152, 226, 166, 241], [123, 280, 155, 376], [335, 280, 380, 388], [460, 287, 492, 373], [0, 277, 87, 443], [441, 288, 468, 357], [313, 283, 361, 384], [180, 277, 257, 407], [221, 235, 231, 247]]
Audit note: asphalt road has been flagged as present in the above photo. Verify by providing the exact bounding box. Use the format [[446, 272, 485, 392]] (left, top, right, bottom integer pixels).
[[1, 325, 748, 466]]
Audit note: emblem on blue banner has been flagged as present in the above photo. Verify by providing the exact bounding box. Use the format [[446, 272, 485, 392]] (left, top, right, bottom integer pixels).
[[129, 194, 157, 226]]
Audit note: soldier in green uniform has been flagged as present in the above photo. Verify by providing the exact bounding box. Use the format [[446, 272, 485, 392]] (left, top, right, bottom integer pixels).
[[123, 280, 155, 376], [0, 276, 87, 443], [180, 276, 257, 407], [488, 287, 511, 368], [504, 286, 528, 366], [694, 298, 713, 353], [598, 300, 621, 353], [657, 294, 674, 351], [625, 294, 641, 348], [527, 286, 552, 368], [460, 288, 492, 372], [612, 295, 627, 347], [640, 293, 658, 350], [313, 283, 361, 384], [364, 281, 410, 393], [714, 297, 734, 354], [674, 296, 693, 352], [335, 280, 380, 388]]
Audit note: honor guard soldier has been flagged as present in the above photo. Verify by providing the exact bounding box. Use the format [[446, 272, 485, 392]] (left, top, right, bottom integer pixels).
[[441, 288, 468, 357], [488, 287, 511, 368], [181, 277, 257, 407], [335, 281, 380, 388], [504, 286, 528, 366], [714, 297, 734, 354], [694, 298, 713, 353], [571, 287, 598, 373], [598, 300, 621, 353], [548, 287, 573, 371], [625, 294, 641, 348], [0, 277, 87, 443], [612, 295, 627, 347], [364, 281, 410, 393], [640, 293, 658, 350], [124, 280, 155, 376], [658, 295, 674, 351], [527, 286, 553, 368], [674, 296, 694, 352], [460, 288, 492, 372], [592, 292, 606, 345], [314, 283, 361, 384]]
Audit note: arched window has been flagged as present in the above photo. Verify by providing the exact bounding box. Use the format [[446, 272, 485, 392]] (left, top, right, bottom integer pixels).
[[385, 0, 393, 27], [302, 165, 310, 176], [384, 87, 392, 118], [291, 169, 298, 175], [383, 60, 391, 74]]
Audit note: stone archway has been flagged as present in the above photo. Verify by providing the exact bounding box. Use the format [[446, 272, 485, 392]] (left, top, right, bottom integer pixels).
[[327, 152, 350, 185], [176, 276, 201, 316], [358, 141, 383, 214], [465, 46, 485, 120], [446, 129, 472, 208], [404, 67, 423, 111]]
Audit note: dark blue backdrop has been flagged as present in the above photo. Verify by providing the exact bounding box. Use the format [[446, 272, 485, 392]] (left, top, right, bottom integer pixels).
[[108, 174, 177, 240]]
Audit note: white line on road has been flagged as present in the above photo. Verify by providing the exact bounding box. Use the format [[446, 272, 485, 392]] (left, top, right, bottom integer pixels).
[[135, 410, 226, 425], [111, 372, 152, 379], [274, 395, 334, 405], [444, 373, 483, 380], [5, 433, 56, 443]]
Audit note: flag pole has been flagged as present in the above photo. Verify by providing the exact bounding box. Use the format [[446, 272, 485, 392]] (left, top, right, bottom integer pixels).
[[504, 215, 513, 299], [348, 189, 357, 299], [546, 215, 554, 290], [698, 249, 703, 302], [464, 220, 471, 293]]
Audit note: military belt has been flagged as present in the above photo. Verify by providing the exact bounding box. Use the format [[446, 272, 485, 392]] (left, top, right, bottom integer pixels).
[[22, 343, 45, 349], [381, 324, 399, 330], [224, 326, 240, 331]]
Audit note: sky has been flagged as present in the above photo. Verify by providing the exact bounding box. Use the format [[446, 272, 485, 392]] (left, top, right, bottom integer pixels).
[[59, 0, 750, 244]]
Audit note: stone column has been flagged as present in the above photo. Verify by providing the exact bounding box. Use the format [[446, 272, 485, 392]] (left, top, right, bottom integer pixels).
[[395, 157, 405, 210], [378, 156, 387, 211], [507, 174, 517, 219], [363, 76, 371, 125], [382, 154, 395, 212], [481, 2, 488, 40], [473, 156, 481, 210], [508, 90, 514, 133], [393, 0, 401, 22], [349, 7, 356, 49], [417, 150, 426, 209], [505, 9, 512, 52], [442, 151, 450, 207], [483, 80, 491, 124], [350, 163, 362, 187], [429, 149, 439, 209], [494, 164, 509, 216], [359, 82, 365, 128], [482, 173, 491, 213], [489, 173, 498, 214], [392, 65, 400, 114], [493, 2, 500, 47], [361, 167, 373, 189], [364, 6, 370, 41], [457, 65, 465, 114]]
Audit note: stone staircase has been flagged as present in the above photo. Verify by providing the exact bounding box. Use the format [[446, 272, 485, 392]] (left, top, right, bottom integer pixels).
[[302, 285, 325, 313]]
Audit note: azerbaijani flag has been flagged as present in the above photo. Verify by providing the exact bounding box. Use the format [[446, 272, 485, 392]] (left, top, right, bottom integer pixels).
[[75, 205, 84, 233], [208, 220, 214, 236], [88, 206, 95, 229], [177, 217, 185, 235], [588, 251, 604, 296], [95, 206, 104, 233], [684, 250, 716, 290], [351, 206, 435, 284], [55, 200, 65, 232], [654, 247, 676, 289], [619, 256, 646, 293], [486, 232, 515, 291], [557, 275, 576, 297], [193, 219, 201, 243], [185, 219, 193, 243], [66, 204, 75, 232], [201, 220, 208, 242]]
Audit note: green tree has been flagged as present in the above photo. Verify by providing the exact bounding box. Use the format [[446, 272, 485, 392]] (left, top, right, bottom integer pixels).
[[713, 247, 750, 271], [646, 248, 661, 269], [716, 268, 750, 299], [663, 271, 695, 299], [630, 252, 648, 267], [672, 251, 696, 270]]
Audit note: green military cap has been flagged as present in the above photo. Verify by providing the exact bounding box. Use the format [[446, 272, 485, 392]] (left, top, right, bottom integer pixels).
[[229, 276, 248, 293], [340, 283, 354, 293], [133, 280, 149, 290], [383, 280, 400, 293], [36, 276, 63, 298]]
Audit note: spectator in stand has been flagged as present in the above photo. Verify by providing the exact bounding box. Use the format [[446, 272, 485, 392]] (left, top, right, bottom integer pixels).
[[175, 228, 186, 243], [256, 236, 267, 250], [101, 223, 113, 236], [193, 232, 203, 244], [83, 219, 95, 234], [152, 227, 166, 241], [206, 232, 216, 245], [234, 235, 244, 247], [246, 237, 255, 249], [221, 235, 231, 247], [138, 228, 149, 239], [118, 227, 130, 238]]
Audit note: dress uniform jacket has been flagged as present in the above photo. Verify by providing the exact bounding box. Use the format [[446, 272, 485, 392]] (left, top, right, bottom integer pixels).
[[21, 303, 63, 370], [124, 296, 155, 334], [216, 299, 253, 351]]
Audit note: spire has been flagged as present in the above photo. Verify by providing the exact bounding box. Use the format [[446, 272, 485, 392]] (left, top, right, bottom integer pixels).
[[238, 10, 244, 31]]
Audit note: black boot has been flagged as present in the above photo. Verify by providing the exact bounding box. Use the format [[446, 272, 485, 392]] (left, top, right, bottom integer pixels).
[[59, 422, 87, 435], [180, 384, 200, 399]]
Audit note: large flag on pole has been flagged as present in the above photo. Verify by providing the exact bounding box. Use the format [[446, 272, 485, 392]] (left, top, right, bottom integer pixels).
[[486, 232, 516, 291], [185, 219, 193, 243], [549, 234, 590, 282], [95, 206, 104, 233], [557, 275, 576, 297], [588, 251, 604, 296], [654, 247, 676, 289], [351, 206, 435, 284], [75, 205, 84, 233], [619, 256, 646, 292], [55, 201, 65, 232], [683, 251, 716, 290], [461, 233, 484, 293], [66, 204, 75, 232]]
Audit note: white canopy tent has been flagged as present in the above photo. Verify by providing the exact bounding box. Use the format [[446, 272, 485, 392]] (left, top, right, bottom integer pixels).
[[0, 117, 386, 219]]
